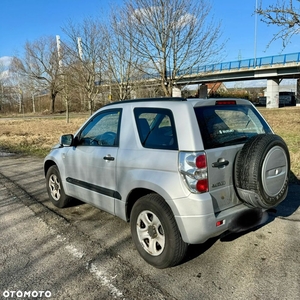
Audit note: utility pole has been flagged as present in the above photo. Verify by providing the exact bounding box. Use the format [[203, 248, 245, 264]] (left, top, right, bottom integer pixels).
[[56, 35, 70, 122], [77, 37, 83, 60], [254, 0, 258, 68], [56, 35, 62, 69]]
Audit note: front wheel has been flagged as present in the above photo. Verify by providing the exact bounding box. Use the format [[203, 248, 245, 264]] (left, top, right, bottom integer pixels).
[[130, 194, 187, 268], [46, 165, 71, 208]]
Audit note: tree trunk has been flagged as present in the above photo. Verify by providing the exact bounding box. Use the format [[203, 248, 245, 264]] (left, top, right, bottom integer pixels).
[[161, 79, 171, 97], [18, 92, 23, 114], [50, 92, 56, 113], [31, 93, 36, 113], [65, 97, 70, 124], [88, 99, 93, 116]]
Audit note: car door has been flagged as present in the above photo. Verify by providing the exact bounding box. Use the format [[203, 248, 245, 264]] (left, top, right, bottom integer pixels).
[[63, 108, 122, 214]]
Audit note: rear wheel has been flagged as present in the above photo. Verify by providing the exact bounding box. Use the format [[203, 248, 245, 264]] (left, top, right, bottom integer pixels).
[[46, 165, 71, 208], [130, 194, 187, 268]]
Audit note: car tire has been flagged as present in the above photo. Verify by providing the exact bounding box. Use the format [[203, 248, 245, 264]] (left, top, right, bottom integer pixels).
[[46, 165, 71, 208], [130, 193, 188, 269], [234, 134, 290, 209]]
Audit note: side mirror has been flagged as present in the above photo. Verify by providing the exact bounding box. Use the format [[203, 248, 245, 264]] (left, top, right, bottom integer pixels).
[[60, 134, 74, 147]]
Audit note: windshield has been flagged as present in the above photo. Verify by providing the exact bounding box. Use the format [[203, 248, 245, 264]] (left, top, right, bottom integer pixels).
[[194, 104, 272, 149]]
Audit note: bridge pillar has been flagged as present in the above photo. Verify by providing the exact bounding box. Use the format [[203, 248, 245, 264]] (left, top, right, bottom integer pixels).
[[266, 79, 279, 108], [199, 84, 208, 98], [172, 87, 182, 97], [297, 79, 300, 105]]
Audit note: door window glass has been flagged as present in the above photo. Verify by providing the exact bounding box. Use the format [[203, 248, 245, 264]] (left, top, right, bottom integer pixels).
[[78, 109, 121, 146], [134, 108, 178, 150]]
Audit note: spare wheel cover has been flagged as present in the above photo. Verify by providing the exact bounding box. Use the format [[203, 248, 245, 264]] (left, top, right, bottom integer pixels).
[[262, 145, 288, 197], [235, 134, 290, 209]]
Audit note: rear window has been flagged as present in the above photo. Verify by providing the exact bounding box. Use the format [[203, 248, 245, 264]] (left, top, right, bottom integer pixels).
[[194, 105, 272, 149]]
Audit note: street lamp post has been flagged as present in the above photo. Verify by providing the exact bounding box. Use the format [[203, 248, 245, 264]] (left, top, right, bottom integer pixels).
[[254, 0, 258, 67]]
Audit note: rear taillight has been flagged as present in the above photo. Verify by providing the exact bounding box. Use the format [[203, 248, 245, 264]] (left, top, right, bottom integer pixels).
[[179, 151, 208, 193]]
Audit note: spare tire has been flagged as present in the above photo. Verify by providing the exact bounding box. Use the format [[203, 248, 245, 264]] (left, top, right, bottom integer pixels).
[[234, 134, 290, 209]]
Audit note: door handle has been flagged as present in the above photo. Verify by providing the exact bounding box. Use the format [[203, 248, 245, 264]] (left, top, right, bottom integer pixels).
[[212, 159, 229, 168], [103, 155, 115, 161]]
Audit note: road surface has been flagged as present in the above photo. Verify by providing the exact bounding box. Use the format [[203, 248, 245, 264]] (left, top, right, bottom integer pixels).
[[1, 152, 299, 299]]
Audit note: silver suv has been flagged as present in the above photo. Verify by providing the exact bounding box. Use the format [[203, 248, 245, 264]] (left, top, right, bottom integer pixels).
[[44, 98, 290, 268]]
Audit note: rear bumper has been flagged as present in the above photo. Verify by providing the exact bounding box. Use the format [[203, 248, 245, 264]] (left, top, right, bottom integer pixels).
[[175, 204, 268, 244]]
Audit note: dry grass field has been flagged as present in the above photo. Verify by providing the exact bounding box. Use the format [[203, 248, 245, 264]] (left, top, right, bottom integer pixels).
[[260, 107, 300, 180], [0, 107, 300, 180], [0, 115, 87, 156]]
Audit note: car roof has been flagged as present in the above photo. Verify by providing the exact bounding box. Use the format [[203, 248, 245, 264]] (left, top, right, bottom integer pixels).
[[103, 97, 186, 107], [103, 97, 253, 108]]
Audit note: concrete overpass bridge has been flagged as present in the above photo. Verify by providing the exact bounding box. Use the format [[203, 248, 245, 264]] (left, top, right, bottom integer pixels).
[[176, 52, 300, 108]]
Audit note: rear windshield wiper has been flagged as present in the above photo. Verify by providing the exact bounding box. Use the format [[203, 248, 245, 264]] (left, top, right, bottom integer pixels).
[[218, 135, 248, 145]]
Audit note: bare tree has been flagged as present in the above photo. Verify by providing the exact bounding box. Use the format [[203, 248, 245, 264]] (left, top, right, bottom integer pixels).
[[10, 58, 40, 113], [0, 60, 5, 111], [106, 12, 143, 100], [15, 37, 64, 113], [0, 57, 18, 112], [114, 0, 224, 96], [256, 0, 300, 48], [7, 57, 27, 113], [62, 18, 107, 115]]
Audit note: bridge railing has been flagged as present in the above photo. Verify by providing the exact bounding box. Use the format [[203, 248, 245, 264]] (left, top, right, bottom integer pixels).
[[177, 52, 300, 76]]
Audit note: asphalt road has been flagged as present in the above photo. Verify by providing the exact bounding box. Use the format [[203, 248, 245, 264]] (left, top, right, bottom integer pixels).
[[0, 153, 299, 300]]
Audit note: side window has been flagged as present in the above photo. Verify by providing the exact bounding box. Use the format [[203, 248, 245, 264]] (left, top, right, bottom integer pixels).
[[78, 109, 121, 147], [134, 108, 178, 150]]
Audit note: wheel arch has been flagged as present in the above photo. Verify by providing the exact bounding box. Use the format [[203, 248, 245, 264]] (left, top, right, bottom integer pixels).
[[125, 188, 171, 222], [44, 159, 57, 177]]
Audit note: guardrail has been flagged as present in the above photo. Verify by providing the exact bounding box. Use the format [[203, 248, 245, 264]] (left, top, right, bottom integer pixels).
[[177, 52, 300, 76]]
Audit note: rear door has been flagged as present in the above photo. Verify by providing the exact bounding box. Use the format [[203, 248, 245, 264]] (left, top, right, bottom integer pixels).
[[194, 102, 272, 213], [205, 146, 241, 212]]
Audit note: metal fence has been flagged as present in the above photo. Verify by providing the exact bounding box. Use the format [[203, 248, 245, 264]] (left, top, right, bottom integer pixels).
[[177, 52, 300, 76]]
